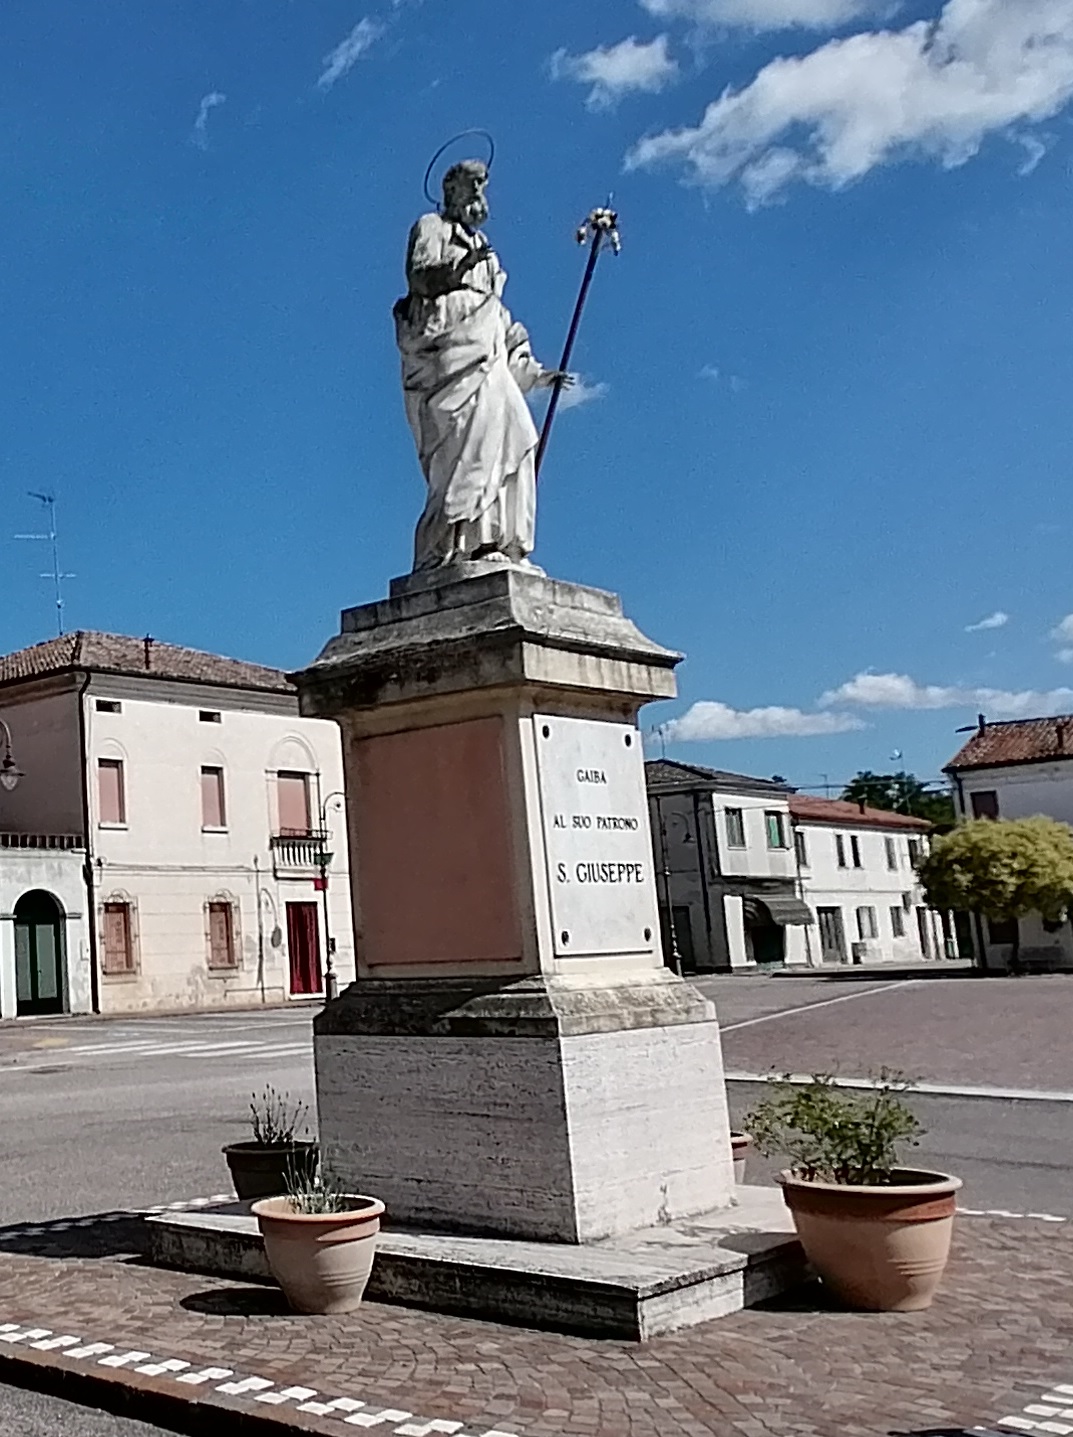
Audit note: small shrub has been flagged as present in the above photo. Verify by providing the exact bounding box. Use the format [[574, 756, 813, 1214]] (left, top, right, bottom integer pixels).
[[284, 1161, 349, 1215], [745, 1071, 922, 1185], [249, 1086, 309, 1146]]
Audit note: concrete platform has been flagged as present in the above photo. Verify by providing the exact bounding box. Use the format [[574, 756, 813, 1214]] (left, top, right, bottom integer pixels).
[[145, 1184, 807, 1341]]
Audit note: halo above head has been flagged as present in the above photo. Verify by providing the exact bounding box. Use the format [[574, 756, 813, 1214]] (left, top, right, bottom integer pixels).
[[423, 129, 496, 208]]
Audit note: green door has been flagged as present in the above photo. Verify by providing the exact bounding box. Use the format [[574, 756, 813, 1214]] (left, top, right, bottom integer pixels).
[[14, 891, 65, 1017]]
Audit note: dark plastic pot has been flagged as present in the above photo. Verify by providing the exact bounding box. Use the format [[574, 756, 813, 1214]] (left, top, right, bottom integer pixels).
[[222, 1141, 319, 1202]]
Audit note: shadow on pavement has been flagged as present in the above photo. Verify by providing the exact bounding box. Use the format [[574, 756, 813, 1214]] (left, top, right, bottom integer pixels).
[[180, 1286, 290, 1318], [888, 1429, 1003, 1436], [750, 1279, 842, 1313], [0, 1212, 147, 1261]]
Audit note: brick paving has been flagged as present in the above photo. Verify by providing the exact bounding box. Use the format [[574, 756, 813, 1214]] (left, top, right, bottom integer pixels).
[[0, 1215, 1070, 1435], [720, 977, 1073, 1092]]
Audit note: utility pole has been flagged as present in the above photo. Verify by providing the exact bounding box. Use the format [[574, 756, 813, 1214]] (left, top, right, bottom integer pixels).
[[15, 493, 75, 636]]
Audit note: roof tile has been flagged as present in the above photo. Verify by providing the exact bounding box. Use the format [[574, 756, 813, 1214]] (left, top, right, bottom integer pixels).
[[788, 794, 931, 831], [0, 631, 292, 695], [946, 715, 1073, 771]]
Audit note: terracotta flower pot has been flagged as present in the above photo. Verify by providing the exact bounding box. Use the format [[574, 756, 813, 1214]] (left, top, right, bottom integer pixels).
[[779, 1167, 962, 1311], [731, 1132, 752, 1184], [222, 1141, 318, 1202], [252, 1195, 385, 1314]]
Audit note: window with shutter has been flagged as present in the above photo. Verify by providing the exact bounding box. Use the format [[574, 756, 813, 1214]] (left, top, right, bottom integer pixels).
[[101, 902, 135, 974], [277, 772, 312, 836], [98, 760, 126, 825], [201, 767, 226, 829], [207, 902, 237, 969], [971, 790, 999, 820]]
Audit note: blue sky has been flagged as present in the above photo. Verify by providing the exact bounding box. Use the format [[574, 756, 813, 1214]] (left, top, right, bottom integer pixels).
[[3, 0, 1073, 793]]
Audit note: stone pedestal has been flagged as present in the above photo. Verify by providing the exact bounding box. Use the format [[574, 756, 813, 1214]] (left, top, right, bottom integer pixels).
[[293, 562, 736, 1243]]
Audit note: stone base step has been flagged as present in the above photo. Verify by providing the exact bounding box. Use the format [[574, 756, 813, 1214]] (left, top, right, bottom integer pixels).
[[145, 1185, 807, 1341]]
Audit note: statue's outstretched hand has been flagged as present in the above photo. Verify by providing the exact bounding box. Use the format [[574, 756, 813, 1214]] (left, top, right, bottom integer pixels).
[[538, 370, 575, 391], [458, 243, 495, 275]]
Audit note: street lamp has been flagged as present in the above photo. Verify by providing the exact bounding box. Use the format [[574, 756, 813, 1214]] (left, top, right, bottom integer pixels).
[[0, 719, 23, 793], [316, 791, 346, 1001]]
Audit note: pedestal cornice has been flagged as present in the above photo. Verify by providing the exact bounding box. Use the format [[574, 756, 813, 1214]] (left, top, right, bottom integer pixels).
[[291, 565, 681, 717]]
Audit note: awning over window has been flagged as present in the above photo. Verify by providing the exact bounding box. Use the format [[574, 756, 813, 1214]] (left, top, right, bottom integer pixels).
[[744, 895, 814, 927]]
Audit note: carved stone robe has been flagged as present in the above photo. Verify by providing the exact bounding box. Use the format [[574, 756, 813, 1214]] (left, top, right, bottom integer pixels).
[[394, 213, 544, 571]]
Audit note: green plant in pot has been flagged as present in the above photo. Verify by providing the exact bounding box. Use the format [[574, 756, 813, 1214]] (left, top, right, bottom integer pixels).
[[222, 1086, 318, 1203], [746, 1072, 962, 1312], [252, 1163, 384, 1314]]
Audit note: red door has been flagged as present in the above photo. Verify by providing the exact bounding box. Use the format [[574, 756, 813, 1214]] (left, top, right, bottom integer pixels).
[[286, 902, 323, 996]]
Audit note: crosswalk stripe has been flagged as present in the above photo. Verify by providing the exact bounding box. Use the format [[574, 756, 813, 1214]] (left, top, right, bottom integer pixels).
[[2, 1031, 314, 1073]]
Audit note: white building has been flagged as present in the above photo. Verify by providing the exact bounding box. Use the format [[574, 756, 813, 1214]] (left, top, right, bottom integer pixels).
[[646, 761, 812, 971], [946, 714, 1073, 971], [646, 761, 949, 971], [0, 631, 354, 1018], [788, 795, 948, 965]]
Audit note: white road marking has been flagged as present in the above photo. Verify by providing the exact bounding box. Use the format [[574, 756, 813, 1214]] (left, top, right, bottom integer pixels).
[[725, 1071, 1073, 1103], [0, 1312, 523, 1437], [720, 981, 916, 1032], [255, 1386, 319, 1404], [0, 1034, 313, 1073], [99, 1351, 153, 1368]]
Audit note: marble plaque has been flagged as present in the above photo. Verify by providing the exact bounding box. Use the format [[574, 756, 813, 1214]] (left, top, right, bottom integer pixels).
[[534, 715, 661, 959]]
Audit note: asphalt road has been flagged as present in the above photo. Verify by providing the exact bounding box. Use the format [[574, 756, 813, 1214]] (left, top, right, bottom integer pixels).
[[0, 1380, 173, 1436], [0, 1011, 316, 1225], [703, 969, 1073, 1218], [0, 972, 1069, 1227]]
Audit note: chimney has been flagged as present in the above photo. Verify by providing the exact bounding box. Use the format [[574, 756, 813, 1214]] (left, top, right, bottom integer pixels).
[[143, 635, 154, 670], [977, 712, 986, 736], [858, 799, 866, 815]]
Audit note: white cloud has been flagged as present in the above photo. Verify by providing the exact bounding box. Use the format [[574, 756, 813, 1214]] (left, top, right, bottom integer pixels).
[[663, 700, 865, 740], [192, 92, 226, 151], [558, 377, 610, 410], [820, 671, 1073, 716], [640, 0, 883, 31], [626, 0, 1073, 204], [1050, 615, 1073, 662], [965, 610, 1009, 633], [317, 17, 385, 91], [551, 35, 679, 110], [699, 362, 745, 390]]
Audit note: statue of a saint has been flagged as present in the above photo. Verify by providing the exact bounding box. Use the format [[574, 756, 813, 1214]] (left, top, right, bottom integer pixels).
[[394, 160, 567, 573]]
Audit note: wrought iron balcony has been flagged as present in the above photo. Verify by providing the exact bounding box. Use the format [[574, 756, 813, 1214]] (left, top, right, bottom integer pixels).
[[0, 831, 85, 851], [270, 830, 329, 872]]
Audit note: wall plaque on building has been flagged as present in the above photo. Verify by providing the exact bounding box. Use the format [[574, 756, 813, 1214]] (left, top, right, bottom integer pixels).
[[534, 714, 660, 959]]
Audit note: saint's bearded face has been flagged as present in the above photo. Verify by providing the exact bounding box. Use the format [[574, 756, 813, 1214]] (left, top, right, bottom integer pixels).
[[443, 172, 489, 230]]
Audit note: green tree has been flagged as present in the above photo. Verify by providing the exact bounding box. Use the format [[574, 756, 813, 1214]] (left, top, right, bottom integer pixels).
[[917, 816, 1073, 974], [841, 771, 956, 831]]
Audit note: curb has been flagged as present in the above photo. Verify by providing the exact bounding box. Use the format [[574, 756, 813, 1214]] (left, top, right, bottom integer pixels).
[[0, 1345, 305, 1436], [0, 1321, 521, 1437]]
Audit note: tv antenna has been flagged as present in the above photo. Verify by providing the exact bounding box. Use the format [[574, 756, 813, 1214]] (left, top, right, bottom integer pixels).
[[15, 493, 75, 636]]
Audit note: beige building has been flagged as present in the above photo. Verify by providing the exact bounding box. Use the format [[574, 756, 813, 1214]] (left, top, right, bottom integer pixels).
[[0, 632, 354, 1017]]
